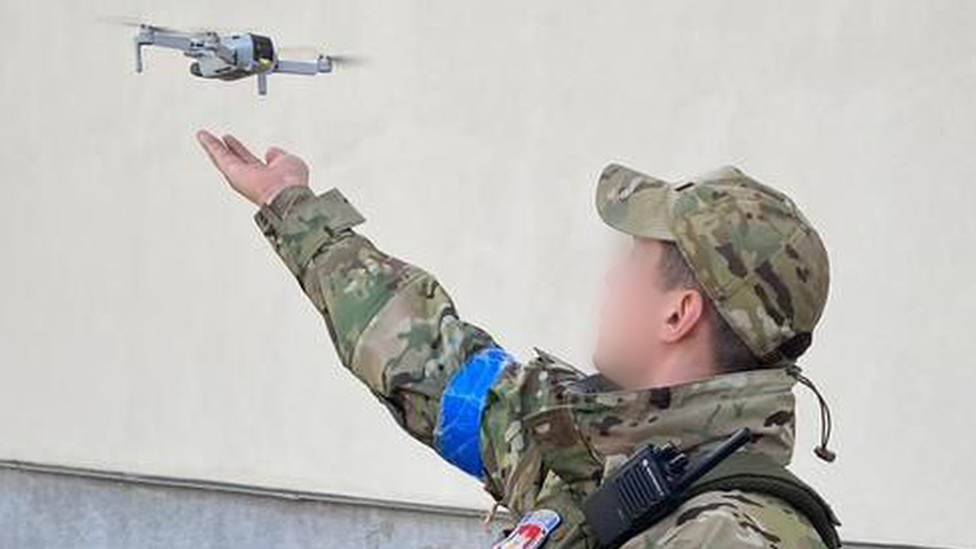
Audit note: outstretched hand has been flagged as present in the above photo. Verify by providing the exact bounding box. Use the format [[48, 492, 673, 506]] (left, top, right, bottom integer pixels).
[[196, 129, 309, 206]]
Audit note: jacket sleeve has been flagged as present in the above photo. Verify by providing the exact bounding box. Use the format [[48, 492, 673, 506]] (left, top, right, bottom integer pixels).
[[253, 185, 574, 503]]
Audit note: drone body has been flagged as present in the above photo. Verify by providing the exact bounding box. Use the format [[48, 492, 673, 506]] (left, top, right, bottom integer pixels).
[[132, 24, 333, 95]]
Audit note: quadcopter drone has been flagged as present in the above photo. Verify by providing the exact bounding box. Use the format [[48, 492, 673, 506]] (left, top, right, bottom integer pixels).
[[120, 21, 351, 95]]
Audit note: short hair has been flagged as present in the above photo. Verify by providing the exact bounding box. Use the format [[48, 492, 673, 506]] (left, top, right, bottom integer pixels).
[[655, 240, 758, 373]]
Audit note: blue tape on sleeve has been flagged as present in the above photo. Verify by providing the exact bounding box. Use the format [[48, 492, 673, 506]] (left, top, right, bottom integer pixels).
[[434, 345, 515, 478]]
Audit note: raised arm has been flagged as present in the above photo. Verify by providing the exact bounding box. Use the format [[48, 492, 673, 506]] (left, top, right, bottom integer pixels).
[[194, 130, 580, 505], [252, 183, 503, 462]]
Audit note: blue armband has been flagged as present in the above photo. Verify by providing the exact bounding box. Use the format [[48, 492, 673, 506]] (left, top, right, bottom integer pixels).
[[434, 345, 515, 478]]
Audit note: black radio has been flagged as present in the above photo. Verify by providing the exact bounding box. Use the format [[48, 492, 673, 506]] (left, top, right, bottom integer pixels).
[[582, 427, 753, 549]]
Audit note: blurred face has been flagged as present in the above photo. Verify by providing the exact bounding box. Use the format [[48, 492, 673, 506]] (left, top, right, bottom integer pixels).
[[593, 237, 703, 388]]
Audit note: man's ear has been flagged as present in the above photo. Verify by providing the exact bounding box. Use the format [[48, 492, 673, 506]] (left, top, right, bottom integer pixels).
[[661, 289, 706, 343]]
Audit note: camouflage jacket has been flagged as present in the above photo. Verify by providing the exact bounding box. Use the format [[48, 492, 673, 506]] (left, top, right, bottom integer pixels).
[[254, 185, 832, 549]]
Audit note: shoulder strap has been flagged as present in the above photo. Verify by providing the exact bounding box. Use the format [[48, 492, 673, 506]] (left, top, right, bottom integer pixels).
[[680, 452, 842, 549]]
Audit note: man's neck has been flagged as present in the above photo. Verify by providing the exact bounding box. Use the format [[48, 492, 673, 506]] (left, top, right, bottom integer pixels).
[[633, 349, 717, 389]]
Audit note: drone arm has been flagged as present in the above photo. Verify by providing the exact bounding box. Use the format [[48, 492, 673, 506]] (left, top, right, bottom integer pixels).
[[273, 56, 332, 75], [152, 34, 195, 51], [132, 31, 196, 72]]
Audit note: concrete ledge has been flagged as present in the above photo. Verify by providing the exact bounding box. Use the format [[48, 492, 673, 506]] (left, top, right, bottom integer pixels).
[[0, 459, 938, 549]]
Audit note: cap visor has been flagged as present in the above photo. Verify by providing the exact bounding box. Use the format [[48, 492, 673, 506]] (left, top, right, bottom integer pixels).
[[595, 163, 676, 241]]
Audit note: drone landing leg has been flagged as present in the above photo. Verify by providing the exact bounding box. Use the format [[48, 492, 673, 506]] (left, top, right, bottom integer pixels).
[[257, 73, 268, 95], [134, 42, 144, 72]]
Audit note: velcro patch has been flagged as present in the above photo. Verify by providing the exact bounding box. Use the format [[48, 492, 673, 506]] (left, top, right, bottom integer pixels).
[[492, 509, 562, 549]]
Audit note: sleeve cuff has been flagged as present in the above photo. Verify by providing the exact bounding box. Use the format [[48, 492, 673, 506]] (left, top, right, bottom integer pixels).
[[254, 185, 366, 277]]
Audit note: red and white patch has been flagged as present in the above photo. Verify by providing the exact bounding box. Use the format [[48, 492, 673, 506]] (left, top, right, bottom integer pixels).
[[492, 509, 562, 549]]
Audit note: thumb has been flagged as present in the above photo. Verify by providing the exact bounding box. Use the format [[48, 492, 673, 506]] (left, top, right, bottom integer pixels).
[[265, 146, 288, 164]]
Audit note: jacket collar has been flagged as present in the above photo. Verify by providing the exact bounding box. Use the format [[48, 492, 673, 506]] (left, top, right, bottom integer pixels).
[[524, 360, 798, 486], [572, 367, 797, 466]]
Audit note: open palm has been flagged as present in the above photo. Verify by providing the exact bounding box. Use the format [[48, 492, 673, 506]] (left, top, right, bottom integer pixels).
[[196, 129, 309, 206]]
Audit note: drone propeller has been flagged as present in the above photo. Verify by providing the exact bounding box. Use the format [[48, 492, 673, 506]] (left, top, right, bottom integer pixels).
[[96, 16, 251, 36], [97, 16, 179, 33], [326, 54, 367, 67]]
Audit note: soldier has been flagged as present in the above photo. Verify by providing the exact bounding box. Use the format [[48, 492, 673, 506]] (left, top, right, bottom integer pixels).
[[196, 129, 842, 549]]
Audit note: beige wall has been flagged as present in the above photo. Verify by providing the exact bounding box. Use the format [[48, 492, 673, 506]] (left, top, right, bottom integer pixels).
[[1, 1, 973, 547]]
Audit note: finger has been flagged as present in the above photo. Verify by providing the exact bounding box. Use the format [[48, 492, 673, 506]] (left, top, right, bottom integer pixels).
[[265, 146, 288, 164], [196, 130, 243, 174], [222, 134, 263, 165]]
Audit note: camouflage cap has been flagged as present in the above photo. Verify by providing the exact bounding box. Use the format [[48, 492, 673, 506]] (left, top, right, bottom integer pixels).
[[595, 163, 830, 365]]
